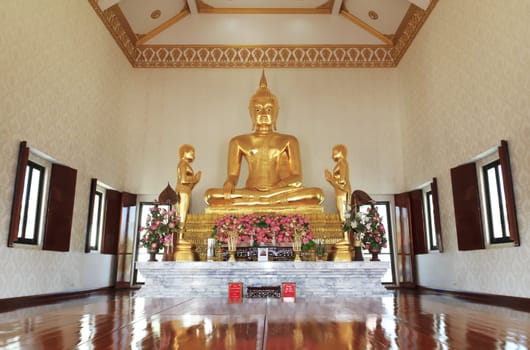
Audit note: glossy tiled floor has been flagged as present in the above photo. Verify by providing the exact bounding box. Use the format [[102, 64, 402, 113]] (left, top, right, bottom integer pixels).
[[0, 290, 529, 349]]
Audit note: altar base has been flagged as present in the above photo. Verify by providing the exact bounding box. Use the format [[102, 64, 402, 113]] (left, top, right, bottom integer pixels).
[[136, 261, 389, 298]]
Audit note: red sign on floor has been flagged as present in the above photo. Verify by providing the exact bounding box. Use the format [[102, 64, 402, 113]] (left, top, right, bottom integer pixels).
[[228, 282, 243, 303], [282, 282, 296, 302]]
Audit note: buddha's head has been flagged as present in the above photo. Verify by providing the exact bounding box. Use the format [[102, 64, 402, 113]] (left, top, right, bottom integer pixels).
[[248, 70, 279, 131]]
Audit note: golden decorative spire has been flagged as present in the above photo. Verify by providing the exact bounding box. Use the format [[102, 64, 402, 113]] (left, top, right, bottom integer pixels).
[[259, 69, 267, 88], [253, 69, 275, 100]]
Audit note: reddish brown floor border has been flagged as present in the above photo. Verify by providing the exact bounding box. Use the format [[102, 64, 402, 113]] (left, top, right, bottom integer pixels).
[[415, 286, 530, 313]]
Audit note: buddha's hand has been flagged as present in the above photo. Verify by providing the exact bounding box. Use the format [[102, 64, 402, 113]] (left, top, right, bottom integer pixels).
[[223, 180, 235, 200]]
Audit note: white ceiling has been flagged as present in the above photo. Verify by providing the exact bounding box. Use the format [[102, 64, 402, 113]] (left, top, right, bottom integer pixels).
[[90, 0, 437, 68]]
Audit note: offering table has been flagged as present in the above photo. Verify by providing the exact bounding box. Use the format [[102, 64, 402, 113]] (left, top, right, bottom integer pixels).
[[135, 261, 389, 298]]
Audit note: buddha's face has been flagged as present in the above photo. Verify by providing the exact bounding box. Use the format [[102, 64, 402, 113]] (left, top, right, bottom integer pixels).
[[249, 95, 278, 131]]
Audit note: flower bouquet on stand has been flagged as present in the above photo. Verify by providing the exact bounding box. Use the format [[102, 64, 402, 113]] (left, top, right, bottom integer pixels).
[[343, 208, 366, 261], [359, 203, 387, 261], [139, 203, 179, 261]]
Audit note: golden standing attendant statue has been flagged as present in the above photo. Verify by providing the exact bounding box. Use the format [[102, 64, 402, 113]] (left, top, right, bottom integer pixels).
[[176, 144, 201, 227], [173, 144, 201, 261], [325, 144, 354, 261], [325, 144, 352, 223], [204, 71, 323, 207]]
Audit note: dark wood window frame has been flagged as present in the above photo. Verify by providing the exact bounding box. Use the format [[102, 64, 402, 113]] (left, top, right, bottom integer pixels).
[[15, 160, 45, 245], [8, 141, 29, 247], [498, 140, 520, 246]]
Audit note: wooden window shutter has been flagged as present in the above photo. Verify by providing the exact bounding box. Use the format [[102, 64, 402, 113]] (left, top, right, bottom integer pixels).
[[431, 177, 444, 252], [101, 189, 122, 254], [84, 178, 98, 253], [498, 140, 520, 246], [122, 192, 137, 207], [450, 162, 485, 251], [42, 164, 78, 252], [409, 189, 428, 255], [8, 141, 30, 247]]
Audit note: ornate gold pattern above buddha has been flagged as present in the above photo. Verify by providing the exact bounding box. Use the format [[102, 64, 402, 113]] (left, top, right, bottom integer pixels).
[[204, 71, 324, 208]]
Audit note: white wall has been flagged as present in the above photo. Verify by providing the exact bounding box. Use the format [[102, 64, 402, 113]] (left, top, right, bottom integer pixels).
[[397, 0, 530, 297], [0, 0, 132, 298], [122, 68, 405, 214]]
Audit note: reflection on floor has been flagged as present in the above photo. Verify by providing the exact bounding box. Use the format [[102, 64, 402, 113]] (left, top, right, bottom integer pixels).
[[0, 290, 529, 349]]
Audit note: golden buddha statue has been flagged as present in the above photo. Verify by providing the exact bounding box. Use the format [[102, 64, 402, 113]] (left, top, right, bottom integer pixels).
[[204, 71, 323, 207], [324, 144, 352, 223]]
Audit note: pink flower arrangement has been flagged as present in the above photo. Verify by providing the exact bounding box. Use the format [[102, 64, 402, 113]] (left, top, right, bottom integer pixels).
[[359, 203, 388, 251], [138, 202, 179, 250], [212, 213, 315, 250]]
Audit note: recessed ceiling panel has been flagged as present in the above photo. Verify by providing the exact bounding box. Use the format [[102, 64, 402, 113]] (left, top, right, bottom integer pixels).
[[120, 0, 188, 34], [342, 0, 411, 35], [196, 0, 334, 13], [200, 0, 331, 8], [148, 14, 384, 45]]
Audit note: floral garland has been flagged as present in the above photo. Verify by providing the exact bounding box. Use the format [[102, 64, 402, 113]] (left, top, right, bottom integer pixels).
[[212, 213, 315, 250], [138, 202, 179, 250]]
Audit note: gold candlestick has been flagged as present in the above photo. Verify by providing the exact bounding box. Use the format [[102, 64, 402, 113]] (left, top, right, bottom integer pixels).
[[227, 231, 238, 262], [293, 231, 302, 262]]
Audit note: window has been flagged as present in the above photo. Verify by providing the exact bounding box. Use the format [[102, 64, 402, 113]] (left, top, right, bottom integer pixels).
[[425, 191, 438, 250], [89, 191, 104, 250], [9, 141, 77, 251], [482, 159, 511, 244], [16, 161, 45, 245], [451, 140, 519, 250]]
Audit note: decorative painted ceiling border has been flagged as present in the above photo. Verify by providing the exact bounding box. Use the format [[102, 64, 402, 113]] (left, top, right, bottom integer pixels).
[[88, 0, 437, 68]]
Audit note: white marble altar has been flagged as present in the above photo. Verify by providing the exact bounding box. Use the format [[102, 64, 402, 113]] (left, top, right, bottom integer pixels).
[[136, 261, 389, 298]]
